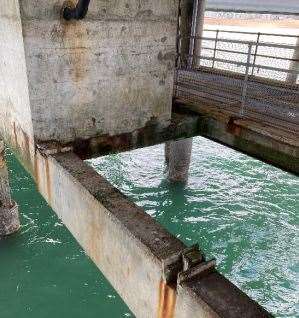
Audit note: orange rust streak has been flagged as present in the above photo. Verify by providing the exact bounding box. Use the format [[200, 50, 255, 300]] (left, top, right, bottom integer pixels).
[[45, 159, 52, 204], [13, 122, 18, 148], [158, 280, 177, 318], [34, 155, 40, 191]]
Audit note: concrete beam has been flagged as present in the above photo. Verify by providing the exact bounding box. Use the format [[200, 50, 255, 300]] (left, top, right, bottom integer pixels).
[[175, 104, 299, 175], [37, 111, 201, 160], [35, 103, 298, 176], [33, 150, 272, 317]]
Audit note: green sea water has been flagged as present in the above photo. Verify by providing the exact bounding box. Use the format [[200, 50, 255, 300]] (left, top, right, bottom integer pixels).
[[1, 137, 298, 317]]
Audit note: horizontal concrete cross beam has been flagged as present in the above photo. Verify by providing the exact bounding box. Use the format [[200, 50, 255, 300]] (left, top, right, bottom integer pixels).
[[34, 150, 272, 317]]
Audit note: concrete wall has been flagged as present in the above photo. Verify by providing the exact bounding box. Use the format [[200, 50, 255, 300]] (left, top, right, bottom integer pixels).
[[18, 0, 178, 143], [0, 0, 34, 152]]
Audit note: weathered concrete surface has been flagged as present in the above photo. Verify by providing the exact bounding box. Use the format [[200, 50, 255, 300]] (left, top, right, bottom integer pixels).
[[0, 141, 20, 236], [37, 111, 201, 160], [179, 0, 193, 66], [176, 273, 272, 318], [35, 150, 184, 317], [0, 0, 178, 144], [33, 150, 272, 317], [0, 0, 35, 165]]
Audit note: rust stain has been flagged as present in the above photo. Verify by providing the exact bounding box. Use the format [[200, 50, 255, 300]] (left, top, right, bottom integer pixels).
[[45, 159, 52, 204], [58, 1, 88, 83], [157, 280, 176, 318], [21, 129, 31, 164], [227, 116, 242, 137], [12, 122, 18, 148], [34, 154, 40, 191]]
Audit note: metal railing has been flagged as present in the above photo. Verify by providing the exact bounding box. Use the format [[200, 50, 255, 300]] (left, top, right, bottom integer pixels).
[[177, 29, 299, 83], [175, 30, 299, 121]]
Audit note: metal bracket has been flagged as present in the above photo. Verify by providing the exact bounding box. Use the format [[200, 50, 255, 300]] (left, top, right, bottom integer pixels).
[[162, 244, 216, 285], [178, 259, 216, 284]]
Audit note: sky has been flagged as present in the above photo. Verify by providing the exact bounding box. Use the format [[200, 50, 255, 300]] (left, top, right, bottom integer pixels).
[[206, 0, 299, 15]]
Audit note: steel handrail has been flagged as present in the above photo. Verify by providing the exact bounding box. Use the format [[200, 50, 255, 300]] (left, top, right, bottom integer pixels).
[[180, 35, 298, 50], [179, 53, 299, 74], [204, 29, 299, 38], [200, 46, 299, 62]]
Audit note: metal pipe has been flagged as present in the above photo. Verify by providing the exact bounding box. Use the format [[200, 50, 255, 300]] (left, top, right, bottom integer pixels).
[[182, 36, 297, 50], [240, 43, 253, 117], [200, 46, 298, 62], [181, 53, 298, 74], [212, 29, 219, 68], [63, 0, 91, 20], [251, 32, 260, 75], [204, 29, 299, 38]]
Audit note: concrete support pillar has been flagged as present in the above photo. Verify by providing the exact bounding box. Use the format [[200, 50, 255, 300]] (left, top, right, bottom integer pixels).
[[179, 0, 193, 65], [169, 1, 203, 184], [191, 0, 206, 68], [286, 36, 299, 84], [165, 138, 193, 183], [0, 141, 20, 236]]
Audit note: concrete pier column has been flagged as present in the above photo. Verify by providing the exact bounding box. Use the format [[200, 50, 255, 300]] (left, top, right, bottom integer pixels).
[[286, 36, 299, 84], [166, 0, 203, 183], [179, 0, 193, 65], [192, 0, 206, 68], [0, 141, 20, 236], [165, 138, 193, 183]]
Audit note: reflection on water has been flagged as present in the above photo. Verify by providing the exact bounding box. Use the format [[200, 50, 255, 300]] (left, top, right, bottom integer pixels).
[[0, 136, 298, 318], [89, 136, 298, 318]]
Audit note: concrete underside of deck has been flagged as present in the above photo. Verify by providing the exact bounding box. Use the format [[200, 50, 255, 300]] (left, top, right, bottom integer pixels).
[[36, 107, 298, 175], [174, 105, 298, 175]]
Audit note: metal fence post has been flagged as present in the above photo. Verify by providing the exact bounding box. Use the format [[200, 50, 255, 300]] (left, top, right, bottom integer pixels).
[[212, 29, 219, 68], [286, 36, 299, 84], [251, 32, 260, 75], [240, 43, 253, 117]]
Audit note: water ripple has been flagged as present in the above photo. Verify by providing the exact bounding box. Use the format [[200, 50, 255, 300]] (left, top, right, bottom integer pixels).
[[89, 136, 298, 318]]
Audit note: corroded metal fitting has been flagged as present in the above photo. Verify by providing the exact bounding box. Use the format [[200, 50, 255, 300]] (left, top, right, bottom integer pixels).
[[178, 259, 216, 284], [162, 244, 216, 285]]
